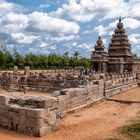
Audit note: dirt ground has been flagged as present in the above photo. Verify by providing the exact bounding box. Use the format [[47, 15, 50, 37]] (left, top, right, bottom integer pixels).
[[0, 88, 140, 140]]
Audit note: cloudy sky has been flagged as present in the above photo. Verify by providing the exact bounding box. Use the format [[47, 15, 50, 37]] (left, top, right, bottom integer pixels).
[[1, 0, 140, 57]]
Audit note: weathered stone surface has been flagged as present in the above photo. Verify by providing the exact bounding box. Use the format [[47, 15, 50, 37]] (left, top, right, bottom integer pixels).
[[47, 112, 56, 126], [18, 116, 27, 125], [52, 91, 60, 97], [17, 125, 26, 133], [27, 117, 45, 127], [18, 107, 27, 116], [9, 105, 20, 113], [32, 126, 50, 137], [51, 121, 60, 131], [0, 116, 10, 124], [38, 98, 54, 108], [0, 95, 10, 104], [27, 109, 46, 118], [9, 112, 18, 123]]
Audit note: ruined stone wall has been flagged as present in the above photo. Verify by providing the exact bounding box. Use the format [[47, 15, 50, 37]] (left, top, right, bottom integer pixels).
[[104, 73, 138, 97], [0, 71, 139, 137], [0, 70, 84, 91], [0, 93, 61, 137], [52, 80, 104, 115], [0, 80, 105, 137]]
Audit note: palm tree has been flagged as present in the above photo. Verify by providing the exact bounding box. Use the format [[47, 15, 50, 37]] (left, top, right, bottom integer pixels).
[[73, 51, 81, 68]]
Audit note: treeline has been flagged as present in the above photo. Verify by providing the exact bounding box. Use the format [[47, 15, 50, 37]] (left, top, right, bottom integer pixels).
[[0, 50, 90, 70]]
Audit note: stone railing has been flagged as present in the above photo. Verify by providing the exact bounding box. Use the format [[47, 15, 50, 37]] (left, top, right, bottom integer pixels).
[[104, 73, 137, 97]]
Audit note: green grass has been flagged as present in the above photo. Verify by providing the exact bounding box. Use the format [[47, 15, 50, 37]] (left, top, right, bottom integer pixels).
[[119, 121, 140, 140]]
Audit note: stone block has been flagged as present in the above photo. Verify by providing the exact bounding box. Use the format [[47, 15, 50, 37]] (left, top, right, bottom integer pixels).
[[50, 100, 59, 111], [9, 112, 18, 123], [51, 121, 61, 131], [0, 95, 10, 105], [58, 96, 67, 112], [98, 80, 104, 89], [27, 108, 46, 118], [0, 116, 10, 124], [18, 116, 27, 125], [18, 107, 27, 116], [47, 112, 56, 126], [0, 104, 10, 117], [32, 126, 51, 137], [75, 88, 83, 95], [38, 98, 55, 108], [92, 85, 99, 90], [51, 91, 60, 97], [69, 90, 77, 98], [17, 125, 26, 133], [71, 96, 83, 105], [86, 85, 93, 92], [9, 105, 20, 113], [45, 108, 50, 117], [27, 117, 45, 127], [0, 123, 8, 129]]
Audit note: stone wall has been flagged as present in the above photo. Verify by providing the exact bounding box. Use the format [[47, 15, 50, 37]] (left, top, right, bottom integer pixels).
[[0, 70, 139, 137], [104, 73, 137, 97], [0, 70, 85, 91], [0, 93, 61, 137], [52, 80, 104, 115]]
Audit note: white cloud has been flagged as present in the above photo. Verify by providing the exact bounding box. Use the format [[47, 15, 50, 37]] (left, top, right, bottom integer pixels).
[[40, 42, 48, 48], [75, 43, 93, 51], [0, 0, 20, 16], [0, 12, 29, 33], [11, 33, 38, 44], [129, 34, 140, 45], [0, 0, 80, 46], [51, 0, 127, 22], [50, 35, 78, 42], [39, 4, 50, 9], [94, 25, 107, 36], [123, 18, 140, 29], [94, 18, 140, 36], [52, 0, 140, 22], [29, 12, 80, 35]]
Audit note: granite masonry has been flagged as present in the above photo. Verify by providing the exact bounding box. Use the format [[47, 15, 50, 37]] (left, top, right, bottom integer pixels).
[[0, 67, 139, 136]]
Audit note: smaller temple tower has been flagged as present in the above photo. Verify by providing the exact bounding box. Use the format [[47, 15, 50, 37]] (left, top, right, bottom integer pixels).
[[90, 36, 108, 73]]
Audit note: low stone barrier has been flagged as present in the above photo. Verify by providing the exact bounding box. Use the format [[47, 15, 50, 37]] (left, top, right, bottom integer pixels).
[[52, 80, 105, 116], [105, 82, 138, 97], [0, 93, 61, 137], [0, 70, 140, 137]]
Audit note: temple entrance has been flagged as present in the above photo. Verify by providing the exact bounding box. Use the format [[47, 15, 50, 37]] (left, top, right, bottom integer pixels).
[[124, 64, 132, 72], [93, 62, 99, 72]]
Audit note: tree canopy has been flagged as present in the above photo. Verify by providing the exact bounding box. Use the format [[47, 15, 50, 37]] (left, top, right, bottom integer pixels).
[[0, 49, 90, 70]]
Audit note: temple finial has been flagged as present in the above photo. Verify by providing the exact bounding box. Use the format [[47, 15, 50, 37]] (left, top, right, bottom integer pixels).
[[98, 36, 101, 40], [119, 17, 122, 22]]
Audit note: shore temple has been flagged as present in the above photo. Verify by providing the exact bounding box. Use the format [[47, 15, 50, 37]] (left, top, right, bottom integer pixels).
[[90, 18, 140, 73]]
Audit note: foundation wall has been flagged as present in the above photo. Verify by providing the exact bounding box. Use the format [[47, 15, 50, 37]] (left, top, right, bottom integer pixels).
[[0, 72, 139, 137], [0, 94, 60, 137]]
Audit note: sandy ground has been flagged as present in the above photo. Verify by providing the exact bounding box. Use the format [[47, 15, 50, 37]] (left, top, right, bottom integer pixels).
[[0, 88, 140, 140]]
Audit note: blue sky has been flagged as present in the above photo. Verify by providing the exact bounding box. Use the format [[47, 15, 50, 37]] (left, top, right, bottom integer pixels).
[[1, 0, 140, 57]]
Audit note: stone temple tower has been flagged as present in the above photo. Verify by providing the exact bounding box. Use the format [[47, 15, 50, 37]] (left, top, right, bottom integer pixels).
[[108, 17, 133, 73], [91, 36, 108, 73], [90, 18, 140, 73]]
